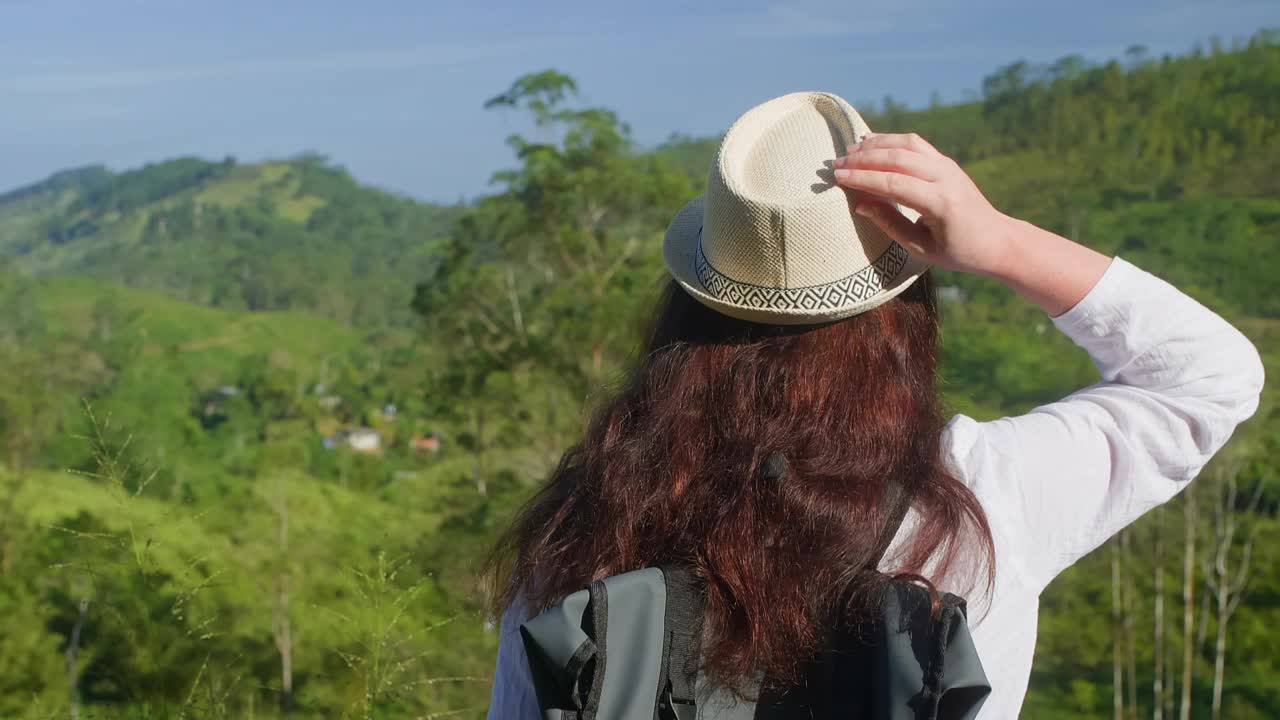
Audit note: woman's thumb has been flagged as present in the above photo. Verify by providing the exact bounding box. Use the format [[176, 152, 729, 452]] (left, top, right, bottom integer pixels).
[[853, 200, 928, 256]]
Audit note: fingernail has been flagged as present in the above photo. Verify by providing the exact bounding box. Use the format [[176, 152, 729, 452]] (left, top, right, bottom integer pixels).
[[831, 156, 845, 169], [834, 168, 851, 181], [854, 204, 873, 217]]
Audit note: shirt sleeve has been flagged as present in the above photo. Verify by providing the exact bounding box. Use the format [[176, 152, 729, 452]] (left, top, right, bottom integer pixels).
[[486, 600, 541, 720], [943, 256, 1265, 592]]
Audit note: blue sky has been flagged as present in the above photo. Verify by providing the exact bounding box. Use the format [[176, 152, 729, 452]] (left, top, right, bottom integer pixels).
[[2, 0, 1276, 203]]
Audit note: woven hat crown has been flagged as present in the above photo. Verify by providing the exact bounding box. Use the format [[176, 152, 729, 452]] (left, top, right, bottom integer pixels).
[[662, 91, 925, 325], [709, 92, 913, 287]]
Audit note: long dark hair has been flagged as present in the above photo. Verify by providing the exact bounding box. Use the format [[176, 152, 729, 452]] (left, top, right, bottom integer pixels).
[[490, 270, 994, 687]]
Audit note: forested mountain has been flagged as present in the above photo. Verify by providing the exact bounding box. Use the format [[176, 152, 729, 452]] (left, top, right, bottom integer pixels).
[[0, 30, 1277, 720], [0, 155, 460, 326]]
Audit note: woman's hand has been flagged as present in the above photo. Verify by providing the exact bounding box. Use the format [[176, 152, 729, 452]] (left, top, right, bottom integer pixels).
[[833, 132, 1112, 316], [832, 132, 1014, 277]]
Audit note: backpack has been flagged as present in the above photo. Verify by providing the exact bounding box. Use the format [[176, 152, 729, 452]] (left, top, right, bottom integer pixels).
[[518, 475, 991, 720]]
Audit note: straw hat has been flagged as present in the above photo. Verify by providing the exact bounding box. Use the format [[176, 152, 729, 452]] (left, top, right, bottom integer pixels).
[[663, 91, 929, 325]]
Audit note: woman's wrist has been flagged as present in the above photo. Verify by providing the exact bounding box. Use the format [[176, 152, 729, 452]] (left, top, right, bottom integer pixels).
[[979, 214, 1113, 318]]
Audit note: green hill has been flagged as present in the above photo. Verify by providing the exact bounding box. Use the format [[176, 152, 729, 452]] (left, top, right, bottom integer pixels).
[[0, 155, 460, 326]]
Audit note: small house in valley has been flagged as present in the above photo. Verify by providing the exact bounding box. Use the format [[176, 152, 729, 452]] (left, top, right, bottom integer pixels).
[[411, 432, 442, 454], [323, 427, 382, 453], [937, 286, 968, 304]]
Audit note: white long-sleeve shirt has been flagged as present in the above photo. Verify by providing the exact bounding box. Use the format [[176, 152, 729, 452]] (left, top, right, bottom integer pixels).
[[485, 256, 1266, 718]]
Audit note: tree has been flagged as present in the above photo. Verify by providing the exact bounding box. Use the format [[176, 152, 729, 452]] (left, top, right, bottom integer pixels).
[[270, 474, 294, 714], [1179, 488, 1197, 720], [1123, 530, 1138, 719], [1112, 538, 1125, 720], [1202, 465, 1266, 720], [415, 69, 694, 429], [1125, 44, 1151, 70], [983, 60, 1032, 100], [1152, 507, 1166, 720]]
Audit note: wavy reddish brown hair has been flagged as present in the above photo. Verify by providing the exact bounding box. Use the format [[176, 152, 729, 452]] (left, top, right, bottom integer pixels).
[[490, 270, 994, 688]]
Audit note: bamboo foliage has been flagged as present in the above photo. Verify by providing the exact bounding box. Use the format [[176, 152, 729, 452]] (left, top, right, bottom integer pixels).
[[1099, 457, 1274, 720]]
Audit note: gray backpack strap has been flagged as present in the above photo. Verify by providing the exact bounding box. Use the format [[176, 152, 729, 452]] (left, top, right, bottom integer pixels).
[[880, 584, 991, 720], [920, 595, 990, 720], [520, 568, 669, 720], [519, 583, 605, 718], [657, 565, 704, 720]]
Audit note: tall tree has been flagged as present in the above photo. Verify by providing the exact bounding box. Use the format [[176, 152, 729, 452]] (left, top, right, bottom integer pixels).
[[1152, 507, 1166, 720], [271, 475, 294, 714], [1203, 467, 1265, 720], [1122, 529, 1138, 719], [1113, 538, 1125, 720], [1179, 489, 1198, 720]]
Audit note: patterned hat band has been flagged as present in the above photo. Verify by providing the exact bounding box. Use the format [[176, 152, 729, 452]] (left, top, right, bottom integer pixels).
[[693, 227, 911, 312], [662, 92, 928, 324]]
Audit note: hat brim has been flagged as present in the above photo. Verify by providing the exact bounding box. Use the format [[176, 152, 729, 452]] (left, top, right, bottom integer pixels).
[[662, 195, 930, 326]]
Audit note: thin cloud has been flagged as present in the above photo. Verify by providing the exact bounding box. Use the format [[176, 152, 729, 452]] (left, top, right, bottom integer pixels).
[[0, 41, 553, 94], [733, 3, 896, 38], [726, 0, 1145, 64], [1137, 0, 1278, 33]]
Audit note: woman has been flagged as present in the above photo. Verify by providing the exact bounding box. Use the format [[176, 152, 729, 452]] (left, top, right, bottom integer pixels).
[[485, 93, 1264, 717]]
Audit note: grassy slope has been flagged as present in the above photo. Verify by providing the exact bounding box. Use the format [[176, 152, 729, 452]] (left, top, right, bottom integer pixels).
[[36, 275, 380, 364], [0, 162, 323, 267], [0, 157, 458, 327]]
